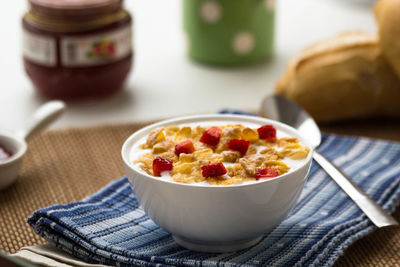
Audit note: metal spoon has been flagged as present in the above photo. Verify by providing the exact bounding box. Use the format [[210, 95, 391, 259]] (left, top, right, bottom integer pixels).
[[261, 94, 398, 228]]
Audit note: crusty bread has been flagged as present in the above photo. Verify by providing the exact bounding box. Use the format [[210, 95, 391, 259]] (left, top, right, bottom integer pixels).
[[275, 32, 400, 122], [375, 0, 400, 78]]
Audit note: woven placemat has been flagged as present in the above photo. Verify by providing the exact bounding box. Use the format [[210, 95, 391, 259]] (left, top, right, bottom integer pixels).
[[0, 120, 399, 266]]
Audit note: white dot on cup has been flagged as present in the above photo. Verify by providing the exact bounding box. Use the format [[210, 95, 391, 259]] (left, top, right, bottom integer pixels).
[[265, 0, 275, 12], [200, 1, 222, 23], [184, 31, 191, 51], [233, 32, 255, 55]]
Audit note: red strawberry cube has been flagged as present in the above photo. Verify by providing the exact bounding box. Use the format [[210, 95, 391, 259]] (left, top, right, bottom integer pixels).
[[201, 162, 227, 178], [255, 167, 279, 180], [200, 127, 222, 146], [175, 140, 195, 156], [228, 139, 250, 156], [152, 157, 173, 176], [257, 125, 277, 142]]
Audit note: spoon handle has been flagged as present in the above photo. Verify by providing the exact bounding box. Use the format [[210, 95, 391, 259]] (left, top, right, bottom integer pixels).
[[22, 101, 66, 141], [313, 151, 398, 228]]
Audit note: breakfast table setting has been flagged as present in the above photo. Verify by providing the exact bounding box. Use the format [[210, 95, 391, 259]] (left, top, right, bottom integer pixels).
[[1, 0, 400, 266]]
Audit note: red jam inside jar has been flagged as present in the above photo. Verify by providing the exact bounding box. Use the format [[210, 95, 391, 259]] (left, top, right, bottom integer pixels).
[[22, 0, 133, 101], [0, 145, 11, 163]]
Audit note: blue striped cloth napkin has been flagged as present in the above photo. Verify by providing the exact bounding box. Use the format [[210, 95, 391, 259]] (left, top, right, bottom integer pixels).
[[28, 134, 400, 267]]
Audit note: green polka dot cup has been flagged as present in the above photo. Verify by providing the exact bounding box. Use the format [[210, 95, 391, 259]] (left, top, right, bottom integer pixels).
[[183, 0, 275, 66]]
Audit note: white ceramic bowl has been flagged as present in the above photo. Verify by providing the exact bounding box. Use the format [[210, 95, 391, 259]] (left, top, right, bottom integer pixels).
[[121, 115, 313, 252]]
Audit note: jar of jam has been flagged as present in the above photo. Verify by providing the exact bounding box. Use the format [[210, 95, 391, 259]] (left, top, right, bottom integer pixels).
[[22, 0, 133, 101]]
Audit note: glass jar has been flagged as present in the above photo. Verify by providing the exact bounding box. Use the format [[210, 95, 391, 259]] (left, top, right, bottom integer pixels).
[[22, 0, 133, 101]]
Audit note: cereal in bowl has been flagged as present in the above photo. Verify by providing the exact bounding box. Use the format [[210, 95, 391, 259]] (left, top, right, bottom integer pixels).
[[134, 124, 309, 185]]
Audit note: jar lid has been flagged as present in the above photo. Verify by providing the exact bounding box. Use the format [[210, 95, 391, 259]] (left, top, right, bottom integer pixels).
[[28, 0, 122, 20], [29, 0, 120, 9]]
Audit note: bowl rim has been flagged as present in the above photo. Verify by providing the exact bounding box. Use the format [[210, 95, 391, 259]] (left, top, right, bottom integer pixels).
[[121, 114, 313, 189]]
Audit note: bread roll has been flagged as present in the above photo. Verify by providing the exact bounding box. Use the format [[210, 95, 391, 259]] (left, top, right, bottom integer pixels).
[[275, 32, 400, 122], [375, 0, 400, 77]]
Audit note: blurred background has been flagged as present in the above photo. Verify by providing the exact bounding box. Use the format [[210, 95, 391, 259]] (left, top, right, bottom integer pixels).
[[0, 0, 377, 130]]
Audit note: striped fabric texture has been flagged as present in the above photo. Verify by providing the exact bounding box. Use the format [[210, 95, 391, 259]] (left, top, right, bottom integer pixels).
[[28, 134, 400, 267]]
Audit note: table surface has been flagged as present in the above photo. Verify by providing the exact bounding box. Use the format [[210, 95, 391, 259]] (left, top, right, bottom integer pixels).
[[0, 121, 399, 267], [0, 0, 377, 131]]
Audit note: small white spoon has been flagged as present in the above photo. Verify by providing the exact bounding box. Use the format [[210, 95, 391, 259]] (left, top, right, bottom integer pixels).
[[0, 101, 66, 190]]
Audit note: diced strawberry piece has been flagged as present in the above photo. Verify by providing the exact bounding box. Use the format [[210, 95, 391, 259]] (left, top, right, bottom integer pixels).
[[200, 127, 222, 146], [201, 162, 227, 178], [255, 167, 279, 180], [257, 125, 277, 142], [228, 139, 250, 156], [152, 157, 173, 176], [175, 140, 195, 156]]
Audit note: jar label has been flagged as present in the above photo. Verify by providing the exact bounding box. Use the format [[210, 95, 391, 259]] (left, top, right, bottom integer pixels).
[[22, 29, 57, 67], [60, 25, 132, 67]]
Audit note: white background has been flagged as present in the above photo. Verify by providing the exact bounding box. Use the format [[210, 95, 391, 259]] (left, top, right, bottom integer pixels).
[[0, 0, 376, 131]]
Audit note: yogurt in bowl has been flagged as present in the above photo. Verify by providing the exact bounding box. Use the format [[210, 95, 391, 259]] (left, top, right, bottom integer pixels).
[[122, 115, 313, 252]]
